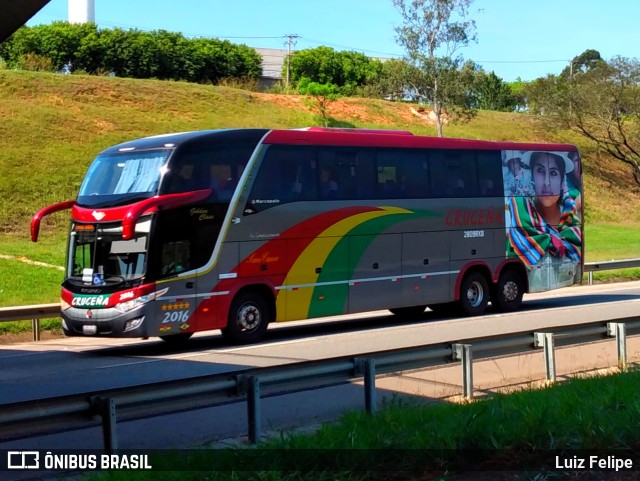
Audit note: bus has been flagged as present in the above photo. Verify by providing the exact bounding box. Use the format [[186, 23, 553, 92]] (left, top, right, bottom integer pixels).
[[31, 127, 583, 344]]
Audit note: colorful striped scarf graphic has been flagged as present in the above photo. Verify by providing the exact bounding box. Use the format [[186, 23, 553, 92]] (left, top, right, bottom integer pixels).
[[507, 194, 581, 268]]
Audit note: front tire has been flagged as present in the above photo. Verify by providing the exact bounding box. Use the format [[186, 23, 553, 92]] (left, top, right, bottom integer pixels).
[[222, 291, 270, 344], [493, 270, 525, 312], [459, 272, 489, 316]]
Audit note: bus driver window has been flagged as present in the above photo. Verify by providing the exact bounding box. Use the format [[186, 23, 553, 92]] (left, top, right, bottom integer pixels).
[[161, 240, 191, 276]]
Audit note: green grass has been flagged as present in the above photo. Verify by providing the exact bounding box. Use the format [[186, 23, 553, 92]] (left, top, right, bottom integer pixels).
[[585, 224, 640, 260], [80, 369, 640, 480], [583, 224, 640, 283]]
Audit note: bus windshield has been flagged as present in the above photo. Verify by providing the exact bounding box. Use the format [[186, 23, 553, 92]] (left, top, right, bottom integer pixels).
[[77, 150, 170, 207], [67, 221, 150, 287]]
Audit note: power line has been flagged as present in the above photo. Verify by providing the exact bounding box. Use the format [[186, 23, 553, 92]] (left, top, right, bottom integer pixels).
[[474, 59, 571, 64], [300, 37, 402, 58]]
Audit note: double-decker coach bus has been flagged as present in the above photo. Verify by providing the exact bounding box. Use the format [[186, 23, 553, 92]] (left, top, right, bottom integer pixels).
[[31, 128, 583, 344]]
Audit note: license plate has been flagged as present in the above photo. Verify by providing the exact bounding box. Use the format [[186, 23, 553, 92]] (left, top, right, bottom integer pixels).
[[83, 325, 98, 335]]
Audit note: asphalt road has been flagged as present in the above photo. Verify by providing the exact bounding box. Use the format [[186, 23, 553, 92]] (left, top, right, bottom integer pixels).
[[1, 281, 639, 455]]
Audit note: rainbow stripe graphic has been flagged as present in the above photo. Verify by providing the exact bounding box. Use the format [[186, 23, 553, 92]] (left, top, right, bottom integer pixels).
[[199, 206, 438, 325]]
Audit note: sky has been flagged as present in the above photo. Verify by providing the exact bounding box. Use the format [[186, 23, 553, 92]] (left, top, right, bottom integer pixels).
[[26, 0, 640, 83]]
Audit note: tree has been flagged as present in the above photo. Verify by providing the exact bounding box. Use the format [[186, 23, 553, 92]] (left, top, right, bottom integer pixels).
[[298, 78, 340, 126], [472, 70, 519, 111], [1, 23, 262, 84], [287, 46, 382, 95], [371, 58, 420, 100], [393, 0, 477, 136], [528, 57, 640, 186], [561, 49, 605, 78], [506, 77, 528, 112], [1, 22, 99, 71]]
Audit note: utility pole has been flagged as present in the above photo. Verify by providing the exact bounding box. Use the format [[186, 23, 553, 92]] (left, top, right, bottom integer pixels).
[[284, 34, 300, 88]]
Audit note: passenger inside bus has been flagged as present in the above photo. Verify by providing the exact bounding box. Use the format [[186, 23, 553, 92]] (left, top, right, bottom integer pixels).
[[161, 241, 191, 276], [167, 164, 211, 194], [320, 168, 340, 199], [447, 178, 466, 197]]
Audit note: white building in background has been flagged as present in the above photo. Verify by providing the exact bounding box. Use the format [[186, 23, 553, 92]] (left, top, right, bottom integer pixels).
[[68, 0, 95, 24]]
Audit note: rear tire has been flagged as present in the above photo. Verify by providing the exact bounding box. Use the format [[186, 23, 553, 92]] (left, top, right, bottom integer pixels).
[[493, 270, 525, 312], [459, 272, 489, 316], [389, 305, 426, 318], [222, 291, 270, 344]]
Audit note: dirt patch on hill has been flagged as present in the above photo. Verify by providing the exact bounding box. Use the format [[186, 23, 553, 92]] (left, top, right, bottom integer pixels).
[[254, 93, 435, 126]]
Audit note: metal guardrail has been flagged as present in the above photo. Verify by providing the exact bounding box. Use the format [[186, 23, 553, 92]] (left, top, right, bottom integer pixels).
[[0, 303, 59, 341], [0, 258, 639, 340], [1, 316, 640, 452], [583, 258, 640, 284]]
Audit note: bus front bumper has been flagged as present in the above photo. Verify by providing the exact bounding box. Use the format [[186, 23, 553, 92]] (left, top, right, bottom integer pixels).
[[61, 306, 148, 338]]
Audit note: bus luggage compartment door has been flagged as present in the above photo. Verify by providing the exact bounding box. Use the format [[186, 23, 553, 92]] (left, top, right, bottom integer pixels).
[[401, 231, 451, 306], [348, 234, 402, 313]]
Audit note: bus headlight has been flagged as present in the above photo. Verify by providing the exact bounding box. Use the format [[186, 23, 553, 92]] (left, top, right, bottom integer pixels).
[[115, 294, 152, 313], [114, 288, 168, 313], [124, 317, 144, 332]]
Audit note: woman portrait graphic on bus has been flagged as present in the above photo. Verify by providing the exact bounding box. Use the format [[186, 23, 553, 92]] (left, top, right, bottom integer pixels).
[[502, 150, 533, 197], [505, 150, 582, 291]]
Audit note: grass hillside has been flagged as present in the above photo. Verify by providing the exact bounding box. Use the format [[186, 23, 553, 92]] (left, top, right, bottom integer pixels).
[[1, 69, 640, 308], [2, 69, 640, 235]]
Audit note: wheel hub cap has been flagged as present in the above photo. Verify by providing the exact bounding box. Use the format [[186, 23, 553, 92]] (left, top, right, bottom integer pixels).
[[503, 281, 518, 302], [238, 304, 260, 331], [467, 281, 484, 308]]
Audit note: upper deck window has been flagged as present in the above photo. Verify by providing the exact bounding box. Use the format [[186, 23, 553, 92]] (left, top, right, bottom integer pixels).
[[77, 150, 170, 206]]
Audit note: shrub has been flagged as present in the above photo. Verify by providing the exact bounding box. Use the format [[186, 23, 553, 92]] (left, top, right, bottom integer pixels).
[[16, 53, 54, 72]]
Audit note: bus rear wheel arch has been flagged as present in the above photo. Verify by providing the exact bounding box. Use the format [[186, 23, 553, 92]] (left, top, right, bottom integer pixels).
[[493, 269, 525, 312], [459, 271, 490, 316], [222, 289, 272, 344]]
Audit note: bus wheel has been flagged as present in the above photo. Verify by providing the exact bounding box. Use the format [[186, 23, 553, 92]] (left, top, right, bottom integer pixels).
[[389, 306, 426, 318], [493, 270, 524, 312], [160, 333, 193, 344], [222, 291, 269, 344], [459, 272, 489, 316]]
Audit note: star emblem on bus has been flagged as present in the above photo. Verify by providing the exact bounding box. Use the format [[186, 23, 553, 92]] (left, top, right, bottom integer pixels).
[[92, 211, 106, 220]]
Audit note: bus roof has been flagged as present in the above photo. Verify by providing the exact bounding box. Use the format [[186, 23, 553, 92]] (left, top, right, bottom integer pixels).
[[99, 129, 270, 154], [98, 127, 578, 155], [264, 128, 578, 152]]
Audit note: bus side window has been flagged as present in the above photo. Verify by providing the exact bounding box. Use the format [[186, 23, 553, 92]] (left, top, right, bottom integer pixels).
[[376, 149, 429, 199], [353, 149, 376, 199], [477, 151, 503, 197], [316, 150, 334, 200], [161, 240, 191, 276], [246, 145, 317, 213], [429, 151, 447, 197], [442, 150, 478, 198], [404, 154, 430, 198], [318, 148, 360, 200]]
